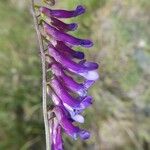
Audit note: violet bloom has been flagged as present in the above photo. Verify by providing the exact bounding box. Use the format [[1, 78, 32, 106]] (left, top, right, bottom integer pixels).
[[39, 5, 85, 18], [50, 77, 93, 110], [55, 41, 84, 59], [47, 43, 98, 80], [43, 21, 93, 48], [50, 62, 94, 96], [50, 17, 78, 32], [52, 106, 90, 140], [39, 4, 99, 150], [51, 92, 85, 123]]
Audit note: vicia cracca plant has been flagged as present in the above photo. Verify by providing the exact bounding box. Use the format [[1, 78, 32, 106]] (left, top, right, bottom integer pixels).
[[31, 0, 99, 149]]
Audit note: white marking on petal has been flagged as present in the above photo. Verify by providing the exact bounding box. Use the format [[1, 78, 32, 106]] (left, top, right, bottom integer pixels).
[[79, 70, 99, 80], [72, 114, 84, 123], [63, 103, 74, 111], [77, 89, 87, 97]]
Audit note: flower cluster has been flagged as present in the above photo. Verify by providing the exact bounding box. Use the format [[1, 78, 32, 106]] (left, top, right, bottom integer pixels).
[[39, 4, 99, 150]]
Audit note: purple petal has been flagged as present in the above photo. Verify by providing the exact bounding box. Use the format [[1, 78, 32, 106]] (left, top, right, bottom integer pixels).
[[78, 130, 90, 140], [51, 63, 87, 96], [51, 63, 96, 91], [44, 22, 93, 48], [53, 106, 90, 140], [83, 61, 99, 70], [55, 41, 84, 59], [51, 77, 80, 107], [51, 77, 92, 110], [48, 44, 99, 80], [52, 92, 84, 123], [40, 5, 85, 18], [50, 17, 78, 32], [58, 117, 80, 139], [79, 96, 93, 109], [51, 63, 95, 97], [84, 80, 95, 89]]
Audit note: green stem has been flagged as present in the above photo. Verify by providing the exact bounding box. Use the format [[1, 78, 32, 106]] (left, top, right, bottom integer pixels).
[[31, 0, 50, 150]]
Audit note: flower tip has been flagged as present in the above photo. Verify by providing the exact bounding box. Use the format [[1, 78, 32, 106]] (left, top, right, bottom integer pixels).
[[69, 23, 78, 31], [80, 40, 93, 48], [84, 62, 99, 70], [75, 5, 86, 16], [79, 130, 90, 140], [74, 51, 85, 59], [80, 96, 93, 109]]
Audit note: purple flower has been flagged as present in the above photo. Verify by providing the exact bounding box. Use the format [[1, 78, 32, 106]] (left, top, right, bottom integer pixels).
[[50, 62, 94, 96], [48, 43, 99, 80], [50, 17, 78, 32], [52, 106, 90, 140], [51, 92, 84, 123], [40, 5, 85, 18], [55, 41, 84, 59], [44, 22, 93, 48], [51, 77, 93, 110]]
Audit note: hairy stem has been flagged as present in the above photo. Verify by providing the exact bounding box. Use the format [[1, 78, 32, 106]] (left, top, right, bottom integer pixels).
[[31, 0, 50, 149]]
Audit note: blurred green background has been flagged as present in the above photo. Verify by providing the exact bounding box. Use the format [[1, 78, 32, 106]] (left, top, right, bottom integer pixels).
[[0, 0, 150, 149]]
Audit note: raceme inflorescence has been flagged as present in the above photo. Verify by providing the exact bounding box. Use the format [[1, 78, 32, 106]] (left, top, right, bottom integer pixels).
[[33, 1, 99, 149]]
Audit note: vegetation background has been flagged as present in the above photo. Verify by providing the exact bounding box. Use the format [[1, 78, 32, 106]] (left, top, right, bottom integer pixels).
[[0, 0, 150, 149]]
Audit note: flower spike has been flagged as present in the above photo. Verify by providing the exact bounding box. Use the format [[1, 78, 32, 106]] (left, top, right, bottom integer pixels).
[[34, 2, 99, 149]]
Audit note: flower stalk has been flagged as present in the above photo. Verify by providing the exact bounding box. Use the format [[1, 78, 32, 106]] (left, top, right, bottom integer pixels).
[[31, 0, 51, 150]]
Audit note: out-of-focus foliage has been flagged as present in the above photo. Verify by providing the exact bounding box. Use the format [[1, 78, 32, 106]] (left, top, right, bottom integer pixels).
[[0, 0, 150, 150]]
